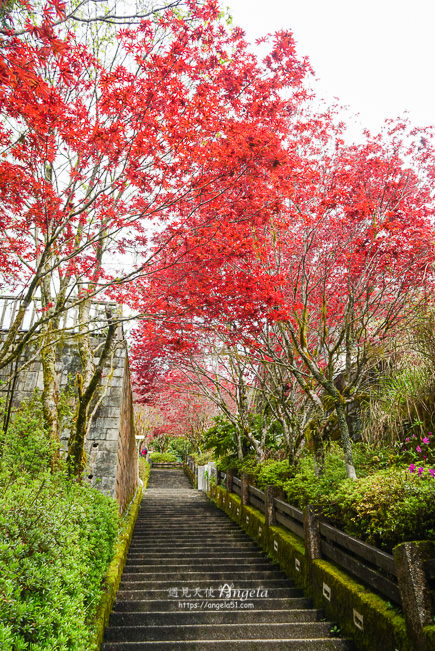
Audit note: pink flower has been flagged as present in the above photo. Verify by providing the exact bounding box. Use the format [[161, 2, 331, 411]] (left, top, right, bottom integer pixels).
[[416, 445, 422, 453], [429, 469, 435, 478], [418, 467, 424, 477], [422, 437, 430, 444], [405, 438, 410, 442], [409, 464, 416, 473], [412, 434, 416, 438]]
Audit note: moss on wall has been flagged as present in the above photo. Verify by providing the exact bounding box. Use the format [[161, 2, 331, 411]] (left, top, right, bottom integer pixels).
[[424, 624, 435, 649], [89, 481, 144, 650], [183, 462, 197, 488], [266, 524, 307, 590], [208, 483, 415, 651], [138, 458, 150, 486], [240, 504, 266, 548], [311, 560, 410, 651]]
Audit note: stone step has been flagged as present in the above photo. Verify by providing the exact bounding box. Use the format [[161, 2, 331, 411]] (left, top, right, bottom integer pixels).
[[103, 469, 352, 650], [112, 597, 313, 613], [127, 550, 261, 557], [102, 640, 351, 650], [128, 536, 254, 544], [133, 517, 250, 523], [104, 622, 335, 642], [122, 561, 281, 572], [115, 587, 301, 601], [128, 543, 259, 550], [109, 608, 324, 627], [119, 571, 288, 583], [126, 552, 267, 561], [132, 529, 245, 535], [119, 579, 292, 590], [134, 527, 239, 532]]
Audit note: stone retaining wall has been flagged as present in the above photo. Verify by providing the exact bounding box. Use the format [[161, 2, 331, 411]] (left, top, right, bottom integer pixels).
[[0, 333, 137, 512]]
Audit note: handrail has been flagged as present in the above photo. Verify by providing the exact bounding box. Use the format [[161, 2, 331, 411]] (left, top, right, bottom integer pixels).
[[274, 498, 304, 523], [319, 521, 396, 574], [248, 484, 265, 513], [318, 521, 400, 604], [184, 457, 435, 647]]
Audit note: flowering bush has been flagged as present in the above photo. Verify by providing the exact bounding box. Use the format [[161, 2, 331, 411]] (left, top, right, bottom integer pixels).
[[398, 431, 435, 479]]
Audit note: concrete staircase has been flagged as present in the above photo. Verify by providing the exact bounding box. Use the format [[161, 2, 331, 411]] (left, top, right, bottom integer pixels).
[[102, 469, 352, 650]]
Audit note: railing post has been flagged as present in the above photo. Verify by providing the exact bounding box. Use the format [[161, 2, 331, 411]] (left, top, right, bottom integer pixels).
[[241, 473, 249, 506], [394, 541, 435, 651], [226, 469, 234, 494], [303, 505, 322, 562], [265, 485, 277, 527]]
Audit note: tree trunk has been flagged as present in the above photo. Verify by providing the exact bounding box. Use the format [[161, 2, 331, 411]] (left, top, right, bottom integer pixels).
[[236, 429, 243, 460], [41, 322, 60, 465], [312, 428, 325, 476], [335, 401, 357, 479], [67, 318, 117, 479]]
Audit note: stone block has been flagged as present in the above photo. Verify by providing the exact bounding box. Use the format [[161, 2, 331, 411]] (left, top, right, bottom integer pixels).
[[103, 406, 122, 420], [105, 428, 120, 441], [92, 416, 118, 429], [265, 485, 278, 527], [98, 440, 118, 454], [394, 541, 435, 650], [304, 506, 322, 562], [241, 473, 249, 506]]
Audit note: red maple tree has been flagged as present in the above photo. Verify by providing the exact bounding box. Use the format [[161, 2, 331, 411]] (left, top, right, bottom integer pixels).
[[131, 117, 435, 477]]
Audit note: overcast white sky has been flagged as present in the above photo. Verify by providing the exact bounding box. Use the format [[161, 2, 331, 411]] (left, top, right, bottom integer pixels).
[[226, 0, 435, 134]]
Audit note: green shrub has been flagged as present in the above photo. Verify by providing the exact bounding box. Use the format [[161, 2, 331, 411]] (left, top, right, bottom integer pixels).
[[331, 468, 435, 551], [282, 448, 348, 511], [0, 393, 57, 477], [167, 437, 191, 458], [282, 456, 435, 552], [202, 416, 240, 459], [256, 459, 293, 490], [191, 451, 214, 466], [0, 472, 118, 650], [149, 451, 177, 462], [352, 442, 399, 473], [0, 394, 119, 650]]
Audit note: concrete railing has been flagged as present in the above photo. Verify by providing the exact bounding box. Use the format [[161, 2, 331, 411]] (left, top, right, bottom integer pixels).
[[0, 295, 119, 333], [186, 455, 217, 491]]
